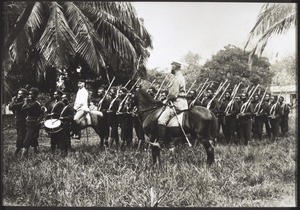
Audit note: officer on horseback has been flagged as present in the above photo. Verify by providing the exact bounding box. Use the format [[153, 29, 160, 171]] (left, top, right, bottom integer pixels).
[[156, 61, 188, 148], [73, 79, 89, 139]]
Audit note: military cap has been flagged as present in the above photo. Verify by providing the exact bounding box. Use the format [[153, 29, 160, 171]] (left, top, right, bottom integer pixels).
[[120, 87, 128, 92], [55, 89, 63, 96], [19, 88, 28, 95], [29, 87, 39, 96], [78, 79, 85, 83], [171, 61, 182, 68]]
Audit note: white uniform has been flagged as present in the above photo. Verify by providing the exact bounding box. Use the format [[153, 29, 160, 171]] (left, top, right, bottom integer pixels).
[[74, 87, 89, 122], [158, 71, 188, 125]]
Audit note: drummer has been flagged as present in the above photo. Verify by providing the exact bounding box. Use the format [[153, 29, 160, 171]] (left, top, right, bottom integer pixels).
[[48, 90, 65, 153], [58, 93, 75, 155]]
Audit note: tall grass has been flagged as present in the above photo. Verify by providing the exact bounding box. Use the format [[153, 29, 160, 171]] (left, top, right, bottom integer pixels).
[[2, 112, 296, 207]]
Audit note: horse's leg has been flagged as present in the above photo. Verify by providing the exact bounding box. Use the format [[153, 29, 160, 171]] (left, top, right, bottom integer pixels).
[[202, 139, 215, 165]]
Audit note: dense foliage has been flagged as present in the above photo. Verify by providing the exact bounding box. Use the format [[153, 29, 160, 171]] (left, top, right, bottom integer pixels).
[[3, 1, 152, 94]]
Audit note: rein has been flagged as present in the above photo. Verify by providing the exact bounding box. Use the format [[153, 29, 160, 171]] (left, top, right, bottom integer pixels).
[[137, 105, 163, 115]]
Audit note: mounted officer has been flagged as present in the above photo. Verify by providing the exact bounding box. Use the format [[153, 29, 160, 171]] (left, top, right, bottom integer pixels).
[[73, 79, 89, 139], [157, 61, 188, 148]]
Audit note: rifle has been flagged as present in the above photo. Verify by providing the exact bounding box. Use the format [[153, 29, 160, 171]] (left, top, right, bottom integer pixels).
[[97, 76, 115, 110], [148, 79, 156, 88], [240, 84, 260, 114], [207, 79, 228, 109], [189, 79, 209, 107], [225, 82, 242, 115], [196, 82, 203, 92], [117, 78, 141, 113], [248, 85, 255, 96], [217, 82, 230, 102], [186, 79, 197, 94], [154, 76, 167, 99], [107, 86, 121, 112], [254, 87, 268, 115], [123, 79, 131, 89], [244, 84, 250, 93]]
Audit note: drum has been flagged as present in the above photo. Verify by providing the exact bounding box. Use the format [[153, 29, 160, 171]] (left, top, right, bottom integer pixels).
[[44, 118, 62, 134]]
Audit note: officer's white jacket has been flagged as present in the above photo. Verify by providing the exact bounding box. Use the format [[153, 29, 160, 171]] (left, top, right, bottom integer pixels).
[[74, 87, 89, 111]]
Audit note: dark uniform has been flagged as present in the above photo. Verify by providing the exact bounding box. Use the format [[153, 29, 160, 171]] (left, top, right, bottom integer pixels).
[[268, 99, 282, 141], [220, 93, 239, 143], [202, 96, 220, 118], [107, 88, 121, 147], [49, 99, 65, 152], [279, 97, 290, 136], [21, 88, 42, 157], [92, 88, 111, 147], [237, 99, 254, 145], [118, 92, 134, 149], [8, 89, 28, 156], [264, 96, 272, 138], [253, 100, 269, 140], [251, 96, 260, 138], [59, 95, 75, 155]]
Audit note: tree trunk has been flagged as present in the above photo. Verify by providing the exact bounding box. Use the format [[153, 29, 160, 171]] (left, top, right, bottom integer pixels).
[[3, 1, 36, 69]]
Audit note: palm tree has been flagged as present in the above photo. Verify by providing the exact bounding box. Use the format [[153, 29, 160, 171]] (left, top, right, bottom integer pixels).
[[244, 3, 296, 67], [3, 1, 152, 94]]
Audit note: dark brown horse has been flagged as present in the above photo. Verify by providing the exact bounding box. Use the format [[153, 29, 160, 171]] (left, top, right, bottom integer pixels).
[[134, 88, 218, 165]]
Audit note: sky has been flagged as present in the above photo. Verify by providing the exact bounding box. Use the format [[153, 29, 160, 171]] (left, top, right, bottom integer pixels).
[[132, 2, 296, 70]]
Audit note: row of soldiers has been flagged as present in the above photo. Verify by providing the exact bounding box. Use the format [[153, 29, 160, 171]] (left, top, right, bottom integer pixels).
[[9, 87, 74, 158], [8, 79, 291, 158]]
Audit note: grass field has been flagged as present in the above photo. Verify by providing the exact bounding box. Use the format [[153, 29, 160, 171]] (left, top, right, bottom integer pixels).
[[2, 112, 297, 207]]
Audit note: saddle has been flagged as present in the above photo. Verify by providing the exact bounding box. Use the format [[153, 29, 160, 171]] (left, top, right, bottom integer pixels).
[[167, 109, 188, 127]]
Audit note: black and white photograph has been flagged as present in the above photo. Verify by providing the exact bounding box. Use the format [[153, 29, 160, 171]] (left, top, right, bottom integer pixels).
[[1, 1, 297, 207]]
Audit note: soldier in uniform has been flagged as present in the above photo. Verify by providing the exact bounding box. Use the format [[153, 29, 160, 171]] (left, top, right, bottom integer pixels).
[[48, 90, 65, 153], [237, 93, 254, 145], [21, 87, 42, 158], [9, 88, 28, 157], [59, 93, 75, 155], [147, 86, 157, 98], [251, 94, 260, 138], [156, 61, 188, 148], [118, 87, 134, 149], [186, 90, 196, 105], [219, 91, 239, 144], [264, 93, 272, 138], [235, 95, 242, 139], [202, 88, 220, 117], [93, 86, 111, 147], [107, 87, 121, 148], [253, 94, 269, 140], [278, 96, 290, 137], [158, 89, 168, 102], [268, 95, 282, 141], [73, 80, 89, 139]]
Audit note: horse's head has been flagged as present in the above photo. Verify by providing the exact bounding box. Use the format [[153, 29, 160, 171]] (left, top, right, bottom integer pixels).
[[134, 88, 163, 111]]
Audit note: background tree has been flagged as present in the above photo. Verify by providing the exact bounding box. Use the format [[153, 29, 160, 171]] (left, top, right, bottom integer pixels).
[[244, 3, 296, 67], [3, 1, 152, 97], [270, 55, 296, 86], [201, 45, 273, 91], [181, 51, 202, 89]]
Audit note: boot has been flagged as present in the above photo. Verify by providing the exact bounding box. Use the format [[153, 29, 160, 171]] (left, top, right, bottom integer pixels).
[[157, 124, 166, 148], [21, 148, 29, 159]]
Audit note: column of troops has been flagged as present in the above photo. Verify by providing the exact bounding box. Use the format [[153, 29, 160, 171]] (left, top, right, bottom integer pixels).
[[8, 79, 291, 158]]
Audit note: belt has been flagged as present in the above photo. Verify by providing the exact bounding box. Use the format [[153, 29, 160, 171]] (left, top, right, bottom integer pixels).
[[26, 117, 39, 122]]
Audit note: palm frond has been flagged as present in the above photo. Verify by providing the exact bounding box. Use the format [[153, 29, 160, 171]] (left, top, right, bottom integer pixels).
[[90, 2, 152, 48], [37, 2, 76, 69], [244, 3, 295, 50], [64, 2, 106, 74]]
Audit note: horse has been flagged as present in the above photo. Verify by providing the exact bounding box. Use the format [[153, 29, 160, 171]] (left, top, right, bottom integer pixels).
[[134, 88, 218, 165]]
